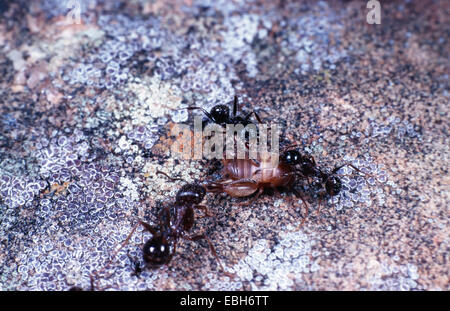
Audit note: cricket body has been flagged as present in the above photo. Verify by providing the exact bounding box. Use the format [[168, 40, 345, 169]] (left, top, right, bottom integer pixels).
[[212, 153, 295, 198], [206, 145, 310, 224]]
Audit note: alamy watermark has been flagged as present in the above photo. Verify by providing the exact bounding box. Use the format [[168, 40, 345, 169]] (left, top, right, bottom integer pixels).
[[66, 0, 82, 25], [170, 116, 281, 166], [366, 0, 381, 24]]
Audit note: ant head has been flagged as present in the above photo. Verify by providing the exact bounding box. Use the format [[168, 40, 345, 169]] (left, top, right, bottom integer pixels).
[[210, 105, 230, 124], [281, 149, 318, 177], [280, 149, 302, 165], [325, 175, 342, 196], [176, 184, 206, 205], [142, 235, 171, 268]]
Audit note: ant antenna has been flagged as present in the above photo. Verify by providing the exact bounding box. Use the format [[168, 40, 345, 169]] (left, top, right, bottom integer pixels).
[[183, 105, 215, 123], [281, 142, 302, 151]]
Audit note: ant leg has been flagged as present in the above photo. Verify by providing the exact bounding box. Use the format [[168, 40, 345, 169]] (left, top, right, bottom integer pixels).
[[253, 111, 263, 124], [251, 112, 272, 131], [315, 188, 329, 218], [316, 195, 323, 217], [334, 192, 342, 212], [156, 170, 184, 182], [91, 222, 140, 279], [243, 111, 254, 122], [185, 106, 215, 123], [158, 206, 171, 227], [194, 204, 213, 218], [291, 188, 309, 227], [161, 240, 177, 269], [273, 188, 284, 199], [280, 133, 316, 153], [232, 95, 238, 117], [332, 163, 367, 176], [138, 220, 158, 235], [185, 234, 235, 279], [310, 155, 317, 167], [278, 187, 297, 209], [85, 276, 113, 291], [314, 191, 329, 225], [89, 275, 95, 291]]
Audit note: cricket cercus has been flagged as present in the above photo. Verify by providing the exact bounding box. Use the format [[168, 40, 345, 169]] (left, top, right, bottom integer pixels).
[[180, 295, 214, 309]]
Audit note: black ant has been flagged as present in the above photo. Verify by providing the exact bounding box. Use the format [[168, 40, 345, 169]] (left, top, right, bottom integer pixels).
[[186, 95, 269, 158], [186, 95, 262, 128], [280, 145, 367, 215], [90, 171, 233, 287]]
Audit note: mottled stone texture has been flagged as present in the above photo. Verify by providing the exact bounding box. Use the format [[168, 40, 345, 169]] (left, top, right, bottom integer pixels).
[[0, 0, 448, 290]]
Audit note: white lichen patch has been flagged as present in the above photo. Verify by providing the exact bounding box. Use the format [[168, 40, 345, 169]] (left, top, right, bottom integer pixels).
[[119, 176, 140, 202], [367, 261, 421, 290], [206, 230, 317, 290], [141, 159, 200, 201], [282, 1, 347, 73], [327, 154, 391, 211], [221, 13, 260, 78], [127, 76, 184, 121]]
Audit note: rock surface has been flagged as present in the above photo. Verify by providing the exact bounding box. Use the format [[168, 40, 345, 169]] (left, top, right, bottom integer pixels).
[[0, 0, 448, 290]]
